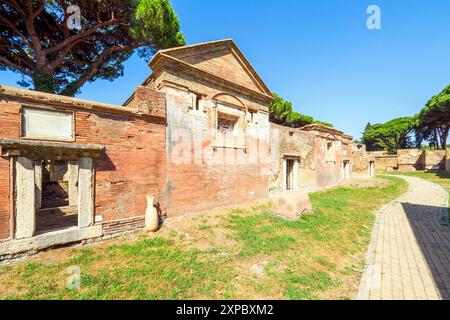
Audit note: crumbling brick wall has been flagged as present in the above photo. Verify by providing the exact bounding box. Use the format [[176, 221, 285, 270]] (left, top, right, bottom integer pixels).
[[397, 149, 424, 171], [352, 144, 374, 177], [374, 155, 398, 171], [300, 125, 350, 189], [424, 150, 446, 170], [269, 123, 316, 193]]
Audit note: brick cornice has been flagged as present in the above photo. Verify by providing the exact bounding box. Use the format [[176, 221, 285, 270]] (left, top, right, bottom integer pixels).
[[0, 85, 164, 121]]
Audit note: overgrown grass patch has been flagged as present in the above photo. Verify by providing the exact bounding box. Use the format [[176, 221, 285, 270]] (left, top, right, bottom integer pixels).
[[0, 176, 407, 300]]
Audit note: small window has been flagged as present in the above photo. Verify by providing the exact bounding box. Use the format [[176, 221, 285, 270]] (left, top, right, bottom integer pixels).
[[217, 114, 239, 135], [327, 142, 333, 150], [248, 110, 257, 123], [195, 95, 200, 111]]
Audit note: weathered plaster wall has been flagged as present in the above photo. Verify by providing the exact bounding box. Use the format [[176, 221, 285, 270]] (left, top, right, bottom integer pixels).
[[352, 144, 374, 177], [315, 135, 344, 188], [161, 83, 270, 216], [269, 123, 316, 193]]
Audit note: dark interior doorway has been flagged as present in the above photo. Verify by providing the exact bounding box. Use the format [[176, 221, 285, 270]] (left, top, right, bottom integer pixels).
[[286, 159, 295, 190]]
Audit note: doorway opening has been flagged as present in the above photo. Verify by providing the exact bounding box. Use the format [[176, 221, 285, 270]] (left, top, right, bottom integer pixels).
[[369, 161, 375, 177], [286, 159, 295, 190], [36, 160, 79, 234], [343, 160, 350, 180]]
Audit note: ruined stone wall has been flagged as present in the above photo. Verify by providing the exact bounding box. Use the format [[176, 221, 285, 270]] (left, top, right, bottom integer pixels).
[[397, 149, 424, 171], [0, 89, 166, 240], [352, 144, 374, 177], [315, 135, 344, 188], [395, 149, 445, 172], [374, 155, 398, 171], [269, 123, 316, 193], [424, 150, 446, 170]]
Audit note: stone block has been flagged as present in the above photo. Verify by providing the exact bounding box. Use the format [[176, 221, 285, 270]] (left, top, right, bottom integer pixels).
[[272, 191, 312, 220]]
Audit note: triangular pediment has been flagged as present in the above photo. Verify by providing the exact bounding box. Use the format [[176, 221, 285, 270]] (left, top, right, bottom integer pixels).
[[154, 39, 272, 96]]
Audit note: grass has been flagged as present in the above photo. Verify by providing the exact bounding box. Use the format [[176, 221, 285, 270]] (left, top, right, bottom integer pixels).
[[0, 176, 408, 300]]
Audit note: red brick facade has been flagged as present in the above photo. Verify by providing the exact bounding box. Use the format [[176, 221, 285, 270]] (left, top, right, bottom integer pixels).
[[0, 88, 166, 241]]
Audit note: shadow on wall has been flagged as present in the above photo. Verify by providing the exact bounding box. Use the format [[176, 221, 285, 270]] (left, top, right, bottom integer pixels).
[[402, 202, 450, 299]]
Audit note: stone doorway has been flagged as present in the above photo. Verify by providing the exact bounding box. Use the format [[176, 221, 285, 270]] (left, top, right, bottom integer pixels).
[[35, 160, 79, 234], [286, 159, 295, 190], [343, 160, 350, 180], [284, 157, 300, 191], [369, 161, 375, 177], [14, 154, 95, 240]]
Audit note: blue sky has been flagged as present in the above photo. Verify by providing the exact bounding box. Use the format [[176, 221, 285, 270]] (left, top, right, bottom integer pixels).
[[1, 0, 450, 139]]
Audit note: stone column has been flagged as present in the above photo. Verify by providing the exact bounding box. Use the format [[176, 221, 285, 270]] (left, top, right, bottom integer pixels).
[[15, 157, 36, 239], [293, 159, 299, 191], [34, 161, 42, 210], [282, 158, 287, 191], [78, 157, 94, 228], [68, 161, 79, 207]]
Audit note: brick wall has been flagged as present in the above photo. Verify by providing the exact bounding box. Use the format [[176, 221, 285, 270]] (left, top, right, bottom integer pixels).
[[163, 85, 270, 215], [352, 144, 373, 177], [0, 102, 21, 240], [0, 88, 166, 240], [374, 155, 398, 171]]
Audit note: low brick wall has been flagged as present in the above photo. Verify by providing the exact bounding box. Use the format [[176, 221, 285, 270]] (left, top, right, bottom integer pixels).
[[425, 149, 446, 170], [397, 149, 424, 171], [102, 216, 145, 237], [374, 155, 398, 171]]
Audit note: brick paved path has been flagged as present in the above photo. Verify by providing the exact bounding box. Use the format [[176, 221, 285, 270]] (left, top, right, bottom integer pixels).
[[357, 175, 450, 300]]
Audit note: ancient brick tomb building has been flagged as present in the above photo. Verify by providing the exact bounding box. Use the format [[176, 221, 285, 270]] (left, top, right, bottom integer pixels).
[[125, 39, 273, 215], [0, 39, 274, 258], [0, 85, 166, 258]]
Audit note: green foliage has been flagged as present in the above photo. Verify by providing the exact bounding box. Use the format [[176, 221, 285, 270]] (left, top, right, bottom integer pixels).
[[0, 0, 185, 96], [363, 117, 417, 153], [269, 93, 333, 128], [419, 84, 450, 124], [417, 84, 450, 149]]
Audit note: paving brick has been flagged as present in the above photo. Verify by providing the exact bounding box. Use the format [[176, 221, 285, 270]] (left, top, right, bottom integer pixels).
[[357, 175, 450, 300]]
